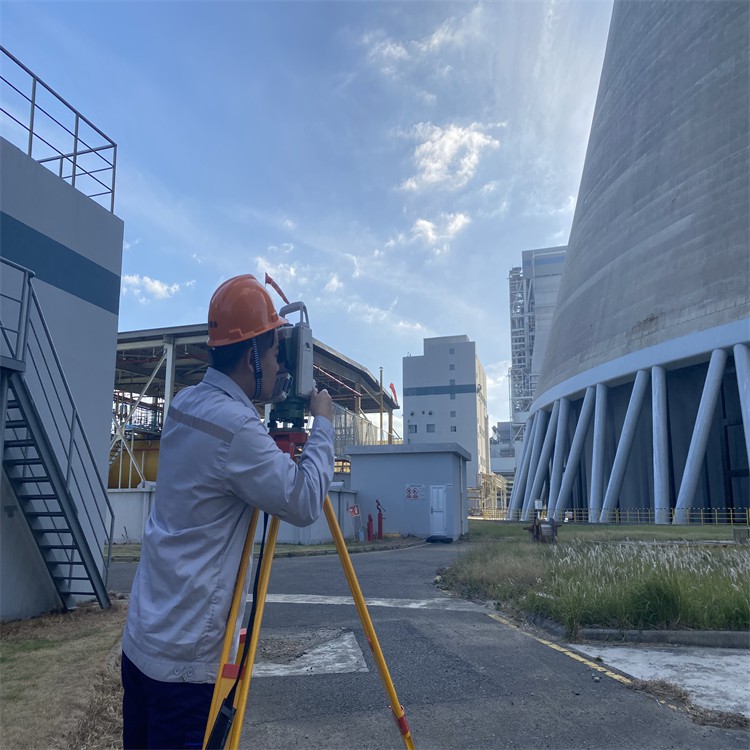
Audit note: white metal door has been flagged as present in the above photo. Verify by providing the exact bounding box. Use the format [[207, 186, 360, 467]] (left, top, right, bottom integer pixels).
[[430, 485, 447, 537]]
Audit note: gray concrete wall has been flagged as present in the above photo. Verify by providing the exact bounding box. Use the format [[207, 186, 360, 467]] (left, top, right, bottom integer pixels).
[[1, 137, 123, 477], [1, 136, 123, 619], [0, 473, 60, 620], [538, 1, 749, 394]]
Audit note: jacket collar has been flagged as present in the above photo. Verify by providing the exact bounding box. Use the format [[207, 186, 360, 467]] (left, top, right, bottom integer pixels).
[[203, 367, 256, 411]]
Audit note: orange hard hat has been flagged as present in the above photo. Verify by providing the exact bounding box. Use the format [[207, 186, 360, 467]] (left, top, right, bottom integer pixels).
[[207, 274, 288, 348]]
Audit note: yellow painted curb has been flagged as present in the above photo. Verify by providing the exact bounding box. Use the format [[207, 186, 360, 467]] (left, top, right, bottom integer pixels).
[[486, 612, 632, 685]]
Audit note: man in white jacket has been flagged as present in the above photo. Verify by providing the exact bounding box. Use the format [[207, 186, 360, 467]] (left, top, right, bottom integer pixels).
[[121, 274, 334, 749]]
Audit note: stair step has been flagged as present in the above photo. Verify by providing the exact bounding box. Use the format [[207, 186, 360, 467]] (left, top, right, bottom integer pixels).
[[5, 420, 28, 429], [5, 457, 43, 466], [4, 438, 35, 448], [39, 544, 79, 550], [12, 476, 52, 485], [17, 493, 58, 501], [25, 511, 65, 518], [52, 575, 91, 581]]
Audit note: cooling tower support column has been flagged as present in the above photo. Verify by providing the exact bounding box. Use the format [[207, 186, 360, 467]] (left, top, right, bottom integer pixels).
[[589, 384, 609, 522], [522, 401, 560, 521], [651, 366, 670, 524], [599, 370, 650, 523], [553, 387, 595, 521], [674, 349, 728, 523], [520, 408, 549, 519], [547, 397, 570, 519], [734, 344, 750, 469], [508, 413, 536, 518]]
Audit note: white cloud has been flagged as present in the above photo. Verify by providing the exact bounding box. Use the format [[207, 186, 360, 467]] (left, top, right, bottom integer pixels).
[[283, 218, 297, 230], [121, 274, 183, 304], [254, 258, 310, 294], [412, 218, 437, 245], [325, 274, 343, 293], [416, 5, 484, 55], [411, 212, 471, 247], [400, 122, 500, 192]]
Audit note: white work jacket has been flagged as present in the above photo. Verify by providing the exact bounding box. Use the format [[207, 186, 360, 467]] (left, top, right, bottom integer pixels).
[[122, 367, 334, 683]]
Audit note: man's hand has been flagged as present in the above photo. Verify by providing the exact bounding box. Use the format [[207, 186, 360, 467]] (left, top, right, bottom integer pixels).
[[310, 387, 333, 422]]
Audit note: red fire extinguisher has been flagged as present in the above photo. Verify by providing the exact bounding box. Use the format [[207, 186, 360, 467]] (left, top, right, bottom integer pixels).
[[367, 513, 374, 542], [376, 499, 385, 540]]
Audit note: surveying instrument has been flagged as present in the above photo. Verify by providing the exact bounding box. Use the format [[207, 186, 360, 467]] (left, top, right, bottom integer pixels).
[[203, 296, 414, 750]]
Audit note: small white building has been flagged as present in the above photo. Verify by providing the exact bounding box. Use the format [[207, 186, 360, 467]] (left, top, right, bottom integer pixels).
[[403, 335, 490, 491], [347, 443, 470, 542]]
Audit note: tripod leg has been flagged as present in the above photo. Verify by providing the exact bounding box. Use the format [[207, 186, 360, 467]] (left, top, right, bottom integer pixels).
[[227, 515, 280, 750], [203, 507, 260, 749], [323, 497, 415, 749]]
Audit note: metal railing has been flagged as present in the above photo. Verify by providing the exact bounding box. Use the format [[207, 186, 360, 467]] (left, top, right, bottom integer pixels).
[[1, 258, 115, 577], [498, 506, 750, 525], [0, 46, 117, 212], [331, 403, 401, 456]]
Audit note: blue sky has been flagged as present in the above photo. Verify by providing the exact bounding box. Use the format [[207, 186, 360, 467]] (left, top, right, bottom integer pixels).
[[2, 0, 612, 432]]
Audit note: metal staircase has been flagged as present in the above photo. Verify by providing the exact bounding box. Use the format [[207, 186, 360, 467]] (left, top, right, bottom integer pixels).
[[1, 259, 113, 610]]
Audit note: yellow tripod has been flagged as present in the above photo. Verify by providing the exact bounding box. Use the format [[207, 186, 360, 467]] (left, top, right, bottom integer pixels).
[[202, 496, 415, 750]]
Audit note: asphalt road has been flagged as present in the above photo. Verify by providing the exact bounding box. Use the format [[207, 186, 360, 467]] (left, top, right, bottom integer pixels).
[[110, 543, 748, 750]]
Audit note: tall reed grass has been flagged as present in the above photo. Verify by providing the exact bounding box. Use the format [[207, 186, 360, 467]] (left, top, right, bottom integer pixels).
[[441, 532, 750, 637]]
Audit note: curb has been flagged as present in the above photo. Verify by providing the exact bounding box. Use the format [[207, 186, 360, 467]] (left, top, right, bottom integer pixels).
[[526, 613, 750, 649]]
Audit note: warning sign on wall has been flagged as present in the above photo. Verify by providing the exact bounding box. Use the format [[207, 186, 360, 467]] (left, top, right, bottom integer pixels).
[[405, 484, 425, 500], [348, 505, 360, 517]]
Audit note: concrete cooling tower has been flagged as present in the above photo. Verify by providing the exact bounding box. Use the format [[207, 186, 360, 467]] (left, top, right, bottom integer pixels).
[[509, 1, 749, 524]]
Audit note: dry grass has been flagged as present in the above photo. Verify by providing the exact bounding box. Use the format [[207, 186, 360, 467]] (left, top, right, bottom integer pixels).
[[0, 598, 127, 750], [631, 679, 750, 730]]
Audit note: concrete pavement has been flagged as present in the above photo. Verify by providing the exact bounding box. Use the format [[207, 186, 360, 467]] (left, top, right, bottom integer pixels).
[[567, 642, 750, 719]]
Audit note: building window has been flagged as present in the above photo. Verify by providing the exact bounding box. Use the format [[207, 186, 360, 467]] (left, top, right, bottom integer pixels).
[[408, 424, 417, 434], [449, 364, 455, 370], [450, 394, 455, 400], [409, 411, 414, 416], [426, 424, 435, 433], [449, 348, 455, 354], [450, 426, 457, 432], [450, 410, 456, 417], [450, 379, 455, 386]]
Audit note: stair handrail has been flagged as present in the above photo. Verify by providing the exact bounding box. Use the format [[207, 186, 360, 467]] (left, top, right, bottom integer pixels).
[[1, 257, 114, 582]]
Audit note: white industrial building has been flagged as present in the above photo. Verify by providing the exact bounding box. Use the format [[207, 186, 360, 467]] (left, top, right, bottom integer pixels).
[[403, 335, 492, 510], [510, 1, 749, 525]]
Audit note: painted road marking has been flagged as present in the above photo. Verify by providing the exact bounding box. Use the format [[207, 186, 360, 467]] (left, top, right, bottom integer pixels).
[[254, 630, 368, 678], [249, 593, 487, 611], [486, 612, 632, 685]]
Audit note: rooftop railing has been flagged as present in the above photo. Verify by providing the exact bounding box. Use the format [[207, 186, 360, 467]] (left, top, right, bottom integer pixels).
[[0, 45, 117, 212]]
